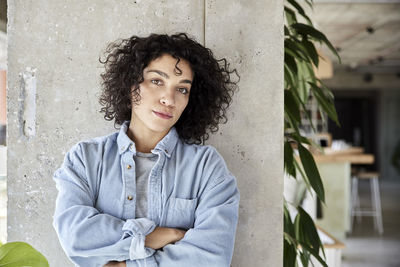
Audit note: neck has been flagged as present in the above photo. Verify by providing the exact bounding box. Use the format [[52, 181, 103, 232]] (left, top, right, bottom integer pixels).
[[127, 123, 168, 153]]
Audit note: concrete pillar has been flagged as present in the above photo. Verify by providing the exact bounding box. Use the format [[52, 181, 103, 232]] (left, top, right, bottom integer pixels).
[[7, 1, 283, 266], [0, 70, 5, 124], [205, 1, 283, 266]]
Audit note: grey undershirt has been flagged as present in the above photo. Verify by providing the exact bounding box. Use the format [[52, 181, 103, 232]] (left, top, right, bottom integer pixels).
[[133, 151, 158, 219]]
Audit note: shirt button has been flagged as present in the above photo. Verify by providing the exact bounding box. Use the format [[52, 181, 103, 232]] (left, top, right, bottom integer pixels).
[[164, 149, 168, 153], [129, 144, 134, 150], [127, 195, 133, 201], [126, 164, 131, 169]]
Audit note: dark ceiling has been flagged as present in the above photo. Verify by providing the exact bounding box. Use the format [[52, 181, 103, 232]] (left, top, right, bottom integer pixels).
[[310, 1, 400, 74]]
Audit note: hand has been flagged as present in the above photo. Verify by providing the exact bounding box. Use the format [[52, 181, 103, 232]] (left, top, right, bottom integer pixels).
[[103, 261, 126, 267], [145, 227, 186, 250]]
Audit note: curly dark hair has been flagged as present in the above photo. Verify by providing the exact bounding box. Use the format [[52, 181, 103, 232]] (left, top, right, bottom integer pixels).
[[98, 33, 239, 144]]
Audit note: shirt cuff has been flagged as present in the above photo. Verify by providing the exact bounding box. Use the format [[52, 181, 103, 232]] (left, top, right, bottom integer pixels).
[[126, 256, 158, 267], [122, 218, 156, 260]]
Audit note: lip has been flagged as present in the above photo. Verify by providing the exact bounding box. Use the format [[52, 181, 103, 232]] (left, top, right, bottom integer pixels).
[[153, 110, 173, 119]]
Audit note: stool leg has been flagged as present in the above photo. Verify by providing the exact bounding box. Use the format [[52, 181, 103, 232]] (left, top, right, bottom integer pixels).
[[372, 178, 384, 234], [350, 177, 358, 232], [356, 190, 362, 223], [370, 179, 378, 231], [354, 178, 362, 223]]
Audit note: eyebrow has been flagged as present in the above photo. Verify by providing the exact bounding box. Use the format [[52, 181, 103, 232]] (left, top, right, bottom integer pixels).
[[146, 69, 192, 84]]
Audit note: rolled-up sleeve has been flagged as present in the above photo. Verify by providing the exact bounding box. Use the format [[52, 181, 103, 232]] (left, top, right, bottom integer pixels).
[[149, 173, 240, 267], [52, 144, 156, 266]]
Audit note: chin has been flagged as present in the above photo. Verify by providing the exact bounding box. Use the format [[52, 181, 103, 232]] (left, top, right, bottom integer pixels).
[[148, 124, 173, 134]]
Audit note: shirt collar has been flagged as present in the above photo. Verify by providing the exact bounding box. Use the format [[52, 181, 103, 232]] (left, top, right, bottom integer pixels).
[[116, 121, 179, 158]]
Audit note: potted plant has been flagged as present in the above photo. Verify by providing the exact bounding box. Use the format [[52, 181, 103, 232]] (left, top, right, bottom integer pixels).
[[283, 0, 341, 266]]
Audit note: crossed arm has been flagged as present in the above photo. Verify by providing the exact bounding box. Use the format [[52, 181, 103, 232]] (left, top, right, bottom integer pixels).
[[104, 227, 186, 267]]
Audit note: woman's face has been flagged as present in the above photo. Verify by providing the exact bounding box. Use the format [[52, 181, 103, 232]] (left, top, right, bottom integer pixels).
[[130, 53, 194, 136]]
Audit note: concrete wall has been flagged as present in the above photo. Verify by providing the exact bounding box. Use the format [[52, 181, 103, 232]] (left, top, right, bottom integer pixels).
[[7, 1, 283, 266], [205, 1, 283, 265]]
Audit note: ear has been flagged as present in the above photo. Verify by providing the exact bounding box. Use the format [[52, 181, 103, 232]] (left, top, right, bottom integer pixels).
[[129, 85, 142, 106]]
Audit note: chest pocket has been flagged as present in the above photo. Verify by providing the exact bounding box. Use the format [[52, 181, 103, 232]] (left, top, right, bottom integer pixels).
[[164, 197, 198, 230]]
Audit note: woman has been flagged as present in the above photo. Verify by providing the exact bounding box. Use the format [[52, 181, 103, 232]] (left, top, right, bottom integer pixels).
[[53, 33, 240, 267]]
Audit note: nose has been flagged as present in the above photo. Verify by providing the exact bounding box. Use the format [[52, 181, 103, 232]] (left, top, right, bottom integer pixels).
[[160, 87, 175, 107]]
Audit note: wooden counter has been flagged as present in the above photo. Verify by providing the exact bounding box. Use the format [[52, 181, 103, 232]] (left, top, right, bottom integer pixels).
[[312, 153, 374, 164], [295, 147, 374, 164]]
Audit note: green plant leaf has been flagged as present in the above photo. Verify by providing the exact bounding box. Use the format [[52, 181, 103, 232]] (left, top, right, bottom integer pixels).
[[290, 86, 317, 133], [284, 238, 298, 267], [287, 0, 313, 25], [293, 159, 313, 195], [284, 64, 296, 90], [302, 60, 316, 81], [284, 204, 296, 238], [0, 242, 49, 267], [285, 52, 298, 76], [308, 82, 339, 125], [285, 90, 301, 123], [298, 143, 325, 203], [299, 250, 310, 267], [285, 40, 309, 62], [317, 79, 336, 104], [291, 132, 310, 145], [304, 0, 314, 9], [284, 203, 298, 267], [291, 23, 340, 63], [296, 61, 314, 101], [285, 109, 301, 136], [298, 241, 328, 267], [284, 7, 298, 26], [284, 25, 291, 36], [294, 207, 327, 267], [301, 37, 319, 67], [284, 141, 297, 178], [297, 207, 322, 254]]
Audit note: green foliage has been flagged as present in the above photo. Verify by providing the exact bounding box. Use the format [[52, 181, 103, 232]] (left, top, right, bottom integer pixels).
[[0, 242, 49, 267], [284, 0, 341, 266], [298, 143, 325, 203]]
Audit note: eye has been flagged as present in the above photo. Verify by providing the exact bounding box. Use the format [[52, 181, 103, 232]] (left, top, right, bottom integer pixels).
[[151, 79, 163, 86], [178, 88, 189, 95]]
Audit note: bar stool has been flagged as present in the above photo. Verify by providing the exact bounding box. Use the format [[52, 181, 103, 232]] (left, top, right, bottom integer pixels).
[[350, 171, 383, 234]]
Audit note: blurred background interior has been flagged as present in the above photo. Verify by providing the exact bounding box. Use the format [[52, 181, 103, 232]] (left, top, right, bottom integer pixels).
[[284, 1, 400, 267], [0, 0, 399, 266]]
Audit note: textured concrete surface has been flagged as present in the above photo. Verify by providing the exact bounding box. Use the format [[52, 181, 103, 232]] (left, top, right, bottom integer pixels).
[[205, 1, 283, 266], [7, 0, 283, 266], [0, 177, 6, 244], [0, 31, 6, 70]]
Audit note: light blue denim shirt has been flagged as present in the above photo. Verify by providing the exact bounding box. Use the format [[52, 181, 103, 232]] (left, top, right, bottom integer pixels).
[[53, 121, 240, 267]]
